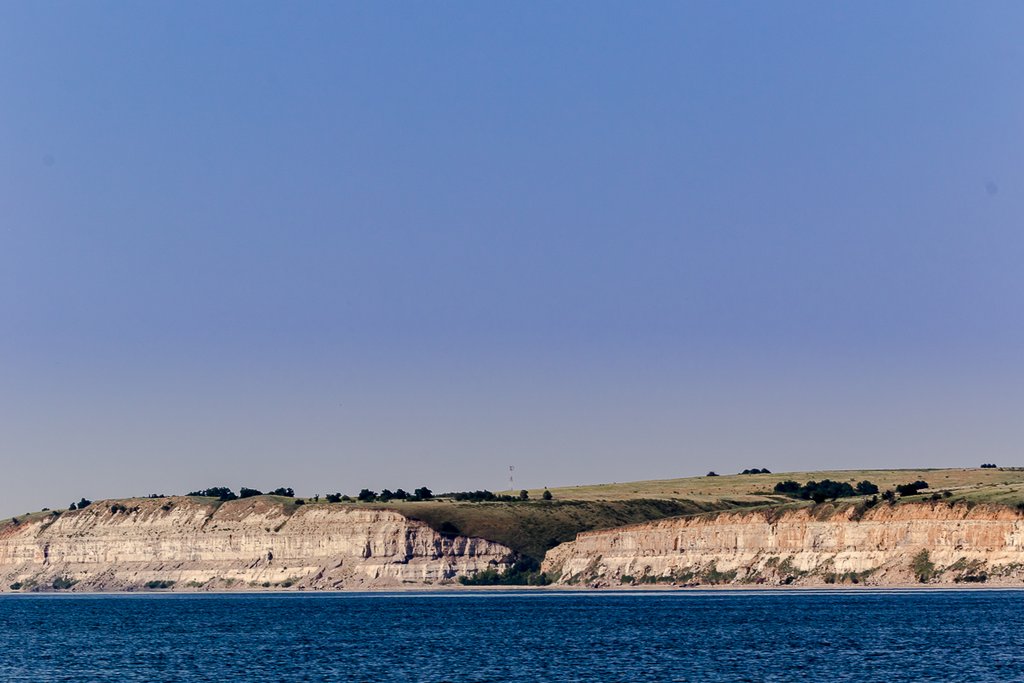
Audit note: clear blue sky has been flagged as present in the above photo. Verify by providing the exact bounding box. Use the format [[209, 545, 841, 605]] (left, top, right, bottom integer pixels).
[[2, 2, 1022, 515]]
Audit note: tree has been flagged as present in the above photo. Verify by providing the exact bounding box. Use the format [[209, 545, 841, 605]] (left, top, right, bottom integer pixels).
[[896, 481, 929, 497], [77, 498, 92, 509], [325, 493, 342, 503], [271, 487, 294, 497], [239, 487, 263, 499], [774, 480, 856, 501], [379, 489, 394, 502], [855, 481, 879, 495], [414, 487, 433, 500], [187, 487, 237, 501], [358, 489, 377, 502]]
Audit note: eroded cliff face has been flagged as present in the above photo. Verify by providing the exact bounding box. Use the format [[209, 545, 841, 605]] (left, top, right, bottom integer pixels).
[[0, 497, 513, 592], [542, 503, 1024, 587]]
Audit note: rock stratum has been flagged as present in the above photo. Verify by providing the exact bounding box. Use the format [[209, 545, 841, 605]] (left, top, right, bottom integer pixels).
[[7, 496, 1024, 591], [0, 497, 513, 592], [542, 502, 1024, 587]]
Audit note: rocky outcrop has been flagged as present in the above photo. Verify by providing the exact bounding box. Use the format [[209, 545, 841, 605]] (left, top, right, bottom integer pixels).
[[0, 497, 513, 592], [542, 502, 1024, 587]]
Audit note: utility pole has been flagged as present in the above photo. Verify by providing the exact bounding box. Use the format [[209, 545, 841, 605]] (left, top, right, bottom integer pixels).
[[508, 465, 515, 495]]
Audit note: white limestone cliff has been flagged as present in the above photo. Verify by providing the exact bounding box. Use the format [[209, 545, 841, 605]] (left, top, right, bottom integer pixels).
[[0, 497, 513, 591], [542, 502, 1024, 587]]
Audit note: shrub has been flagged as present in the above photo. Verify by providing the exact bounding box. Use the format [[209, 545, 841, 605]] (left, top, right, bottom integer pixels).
[[271, 487, 294, 497], [438, 521, 461, 536], [706, 471, 719, 477], [702, 564, 737, 584], [457, 557, 551, 586], [325, 493, 342, 503], [740, 468, 771, 474], [896, 481, 929, 497], [144, 580, 176, 589], [957, 573, 988, 583], [294, 499, 305, 505], [980, 463, 998, 469], [911, 550, 936, 583], [542, 489, 553, 501], [52, 576, 77, 590], [519, 490, 529, 501], [9, 582, 22, 590]]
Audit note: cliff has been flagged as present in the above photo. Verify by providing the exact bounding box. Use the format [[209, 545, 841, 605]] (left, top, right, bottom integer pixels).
[[9, 495, 1024, 592], [542, 502, 1024, 587], [0, 497, 513, 592]]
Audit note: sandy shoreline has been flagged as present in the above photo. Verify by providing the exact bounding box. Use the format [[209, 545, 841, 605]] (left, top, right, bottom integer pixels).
[[5, 582, 1024, 597]]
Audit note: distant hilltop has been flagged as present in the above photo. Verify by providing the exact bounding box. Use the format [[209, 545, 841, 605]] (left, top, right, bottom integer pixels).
[[4, 467, 1024, 592]]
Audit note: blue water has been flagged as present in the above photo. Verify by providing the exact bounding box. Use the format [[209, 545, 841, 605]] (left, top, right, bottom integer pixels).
[[1, 590, 1021, 681]]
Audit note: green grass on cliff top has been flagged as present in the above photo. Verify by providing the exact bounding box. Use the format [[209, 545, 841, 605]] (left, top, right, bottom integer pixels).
[[537, 467, 1024, 502]]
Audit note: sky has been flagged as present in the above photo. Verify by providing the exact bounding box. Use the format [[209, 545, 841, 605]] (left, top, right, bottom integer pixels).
[[1, 2, 1023, 516]]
